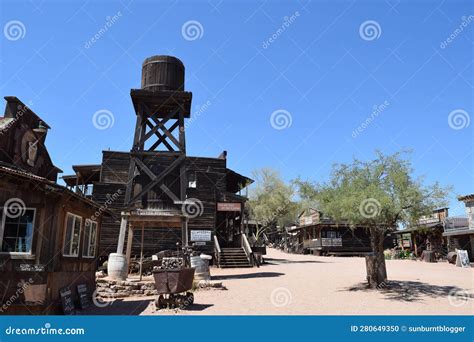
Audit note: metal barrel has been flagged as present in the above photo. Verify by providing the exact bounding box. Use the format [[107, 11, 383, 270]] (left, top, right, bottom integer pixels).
[[190, 256, 210, 281]]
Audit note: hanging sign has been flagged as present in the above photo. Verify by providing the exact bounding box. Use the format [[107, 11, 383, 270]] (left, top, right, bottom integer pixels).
[[217, 202, 241, 212]]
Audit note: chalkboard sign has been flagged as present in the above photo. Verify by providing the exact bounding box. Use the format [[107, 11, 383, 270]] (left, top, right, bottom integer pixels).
[[77, 284, 91, 309], [59, 286, 75, 315], [456, 250, 470, 268]]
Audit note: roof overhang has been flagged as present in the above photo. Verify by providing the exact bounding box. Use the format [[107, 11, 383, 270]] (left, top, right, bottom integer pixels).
[[226, 168, 253, 193], [458, 194, 474, 202], [443, 229, 474, 237]]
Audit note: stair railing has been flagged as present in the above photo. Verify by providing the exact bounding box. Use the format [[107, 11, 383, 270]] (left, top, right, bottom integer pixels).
[[214, 235, 221, 268], [241, 234, 254, 266]]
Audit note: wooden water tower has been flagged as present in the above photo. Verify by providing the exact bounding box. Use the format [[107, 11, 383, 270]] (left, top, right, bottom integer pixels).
[[109, 55, 193, 280]]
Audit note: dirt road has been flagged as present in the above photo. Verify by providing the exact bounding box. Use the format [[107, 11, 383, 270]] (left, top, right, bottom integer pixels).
[[87, 248, 473, 315]]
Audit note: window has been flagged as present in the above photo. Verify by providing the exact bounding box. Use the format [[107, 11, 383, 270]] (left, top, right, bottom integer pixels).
[[326, 231, 337, 239], [63, 213, 82, 257], [188, 172, 197, 188], [0, 207, 35, 254], [82, 219, 97, 258]]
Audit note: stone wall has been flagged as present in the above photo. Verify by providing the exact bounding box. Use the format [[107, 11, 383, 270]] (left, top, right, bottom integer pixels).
[[96, 278, 157, 298]]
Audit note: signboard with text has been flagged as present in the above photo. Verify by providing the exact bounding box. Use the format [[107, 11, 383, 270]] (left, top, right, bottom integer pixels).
[[217, 202, 241, 212], [190, 230, 212, 242]]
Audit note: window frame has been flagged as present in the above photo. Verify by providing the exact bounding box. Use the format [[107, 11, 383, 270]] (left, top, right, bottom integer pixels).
[[82, 219, 98, 258], [62, 212, 83, 257], [0, 207, 36, 256]]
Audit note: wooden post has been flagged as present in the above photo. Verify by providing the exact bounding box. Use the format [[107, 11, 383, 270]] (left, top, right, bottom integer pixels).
[[413, 233, 418, 257], [182, 217, 189, 247], [139, 223, 144, 281], [125, 223, 134, 265], [117, 214, 128, 254]]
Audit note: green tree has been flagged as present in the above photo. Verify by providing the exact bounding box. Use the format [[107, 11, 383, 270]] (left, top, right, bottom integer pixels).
[[248, 168, 299, 245], [295, 151, 449, 288]]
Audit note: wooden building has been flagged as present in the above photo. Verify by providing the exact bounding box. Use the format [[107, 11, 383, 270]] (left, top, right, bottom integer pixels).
[[288, 209, 372, 256], [443, 195, 474, 261], [0, 97, 107, 314], [392, 208, 449, 259], [63, 56, 254, 272], [65, 153, 252, 259]]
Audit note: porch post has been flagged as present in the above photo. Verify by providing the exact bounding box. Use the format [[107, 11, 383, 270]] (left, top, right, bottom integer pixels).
[[125, 223, 134, 264], [117, 213, 128, 254]]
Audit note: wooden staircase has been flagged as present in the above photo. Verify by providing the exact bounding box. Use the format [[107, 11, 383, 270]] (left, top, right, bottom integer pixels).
[[218, 247, 253, 268]]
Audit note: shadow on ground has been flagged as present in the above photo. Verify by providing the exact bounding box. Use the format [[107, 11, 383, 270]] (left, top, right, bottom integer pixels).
[[212, 272, 284, 280], [342, 280, 474, 302], [81, 298, 214, 315], [264, 258, 328, 265], [81, 298, 151, 315]]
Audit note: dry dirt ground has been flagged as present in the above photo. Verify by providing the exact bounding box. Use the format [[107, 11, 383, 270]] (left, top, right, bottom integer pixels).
[[85, 248, 474, 315]]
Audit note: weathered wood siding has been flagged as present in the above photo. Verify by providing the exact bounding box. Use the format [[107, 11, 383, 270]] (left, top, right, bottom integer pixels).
[[0, 175, 102, 314], [93, 151, 229, 257]]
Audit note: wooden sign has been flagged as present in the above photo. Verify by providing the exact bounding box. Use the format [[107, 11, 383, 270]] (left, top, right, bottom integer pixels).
[[456, 250, 470, 268], [217, 202, 241, 212], [59, 286, 75, 315], [77, 283, 91, 309], [190, 230, 212, 242]]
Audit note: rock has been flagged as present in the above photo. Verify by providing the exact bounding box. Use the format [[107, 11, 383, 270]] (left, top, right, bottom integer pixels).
[[96, 271, 107, 279], [110, 285, 126, 291]]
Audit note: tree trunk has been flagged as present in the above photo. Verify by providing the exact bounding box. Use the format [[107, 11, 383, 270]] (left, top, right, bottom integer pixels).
[[366, 227, 387, 288]]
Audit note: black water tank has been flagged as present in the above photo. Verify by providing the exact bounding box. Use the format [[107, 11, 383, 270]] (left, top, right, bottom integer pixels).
[[141, 55, 185, 91]]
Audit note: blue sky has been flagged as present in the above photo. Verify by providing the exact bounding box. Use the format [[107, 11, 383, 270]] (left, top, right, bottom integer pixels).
[[1, 0, 472, 215]]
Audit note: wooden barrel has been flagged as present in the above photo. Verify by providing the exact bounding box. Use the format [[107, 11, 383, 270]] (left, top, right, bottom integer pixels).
[[141, 55, 185, 92], [107, 253, 128, 280], [190, 256, 210, 281]]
